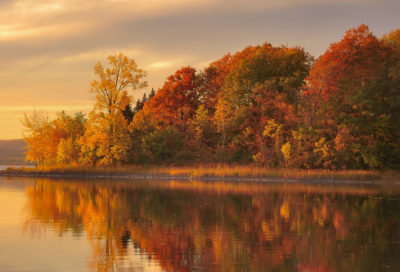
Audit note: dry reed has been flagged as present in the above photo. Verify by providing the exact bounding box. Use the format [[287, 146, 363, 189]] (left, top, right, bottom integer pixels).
[[9, 164, 387, 180]]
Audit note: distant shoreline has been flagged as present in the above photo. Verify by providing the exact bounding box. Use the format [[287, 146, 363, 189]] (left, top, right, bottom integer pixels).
[[0, 165, 34, 171]]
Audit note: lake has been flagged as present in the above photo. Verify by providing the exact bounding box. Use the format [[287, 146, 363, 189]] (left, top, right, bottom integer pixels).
[[0, 176, 400, 272]]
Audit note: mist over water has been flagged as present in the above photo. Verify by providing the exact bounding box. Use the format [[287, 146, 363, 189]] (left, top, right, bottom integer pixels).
[[1, 176, 400, 271]]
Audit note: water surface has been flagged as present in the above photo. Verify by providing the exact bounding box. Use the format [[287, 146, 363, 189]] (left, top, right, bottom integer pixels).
[[1, 176, 400, 271]]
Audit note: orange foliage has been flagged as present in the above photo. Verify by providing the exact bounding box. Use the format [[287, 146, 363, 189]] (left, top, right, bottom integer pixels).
[[149, 66, 198, 127], [304, 24, 388, 100], [303, 24, 392, 127]]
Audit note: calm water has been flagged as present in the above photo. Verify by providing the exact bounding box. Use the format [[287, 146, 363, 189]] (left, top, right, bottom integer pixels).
[[1, 177, 400, 272]]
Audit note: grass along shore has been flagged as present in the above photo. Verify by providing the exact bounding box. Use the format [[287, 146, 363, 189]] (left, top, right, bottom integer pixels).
[[2, 164, 399, 182]]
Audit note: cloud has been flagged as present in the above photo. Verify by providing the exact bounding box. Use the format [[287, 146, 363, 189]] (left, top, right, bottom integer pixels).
[[1, 0, 397, 65], [148, 61, 175, 69], [0, 0, 12, 6], [0, 105, 92, 112]]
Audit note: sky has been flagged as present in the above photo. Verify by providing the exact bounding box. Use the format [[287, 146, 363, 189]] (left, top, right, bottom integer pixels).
[[0, 0, 399, 139]]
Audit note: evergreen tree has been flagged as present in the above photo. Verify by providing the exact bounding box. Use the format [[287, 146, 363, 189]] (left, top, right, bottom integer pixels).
[[142, 93, 148, 103], [149, 88, 156, 99], [133, 98, 144, 114], [122, 103, 134, 124]]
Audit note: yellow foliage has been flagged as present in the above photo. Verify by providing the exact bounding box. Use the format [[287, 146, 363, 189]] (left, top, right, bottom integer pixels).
[[22, 110, 51, 165], [281, 142, 291, 164], [90, 53, 147, 115], [80, 54, 147, 165], [214, 99, 232, 147], [80, 111, 131, 165], [262, 119, 283, 138], [381, 28, 400, 50], [313, 137, 330, 158]]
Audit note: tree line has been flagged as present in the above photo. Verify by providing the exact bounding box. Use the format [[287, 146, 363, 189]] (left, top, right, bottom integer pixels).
[[23, 24, 400, 170]]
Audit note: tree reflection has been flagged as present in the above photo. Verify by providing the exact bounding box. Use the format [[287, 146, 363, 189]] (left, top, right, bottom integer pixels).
[[23, 179, 400, 271]]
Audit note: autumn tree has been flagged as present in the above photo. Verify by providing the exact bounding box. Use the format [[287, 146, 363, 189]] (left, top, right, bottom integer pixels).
[[80, 54, 147, 165], [22, 110, 52, 166], [196, 54, 232, 110], [303, 24, 388, 127], [220, 43, 312, 109], [248, 84, 297, 167], [196, 47, 268, 111], [382, 28, 400, 51], [146, 66, 199, 129], [297, 24, 400, 169], [23, 110, 86, 166], [210, 44, 312, 164], [183, 105, 218, 162], [56, 111, 87, 164]]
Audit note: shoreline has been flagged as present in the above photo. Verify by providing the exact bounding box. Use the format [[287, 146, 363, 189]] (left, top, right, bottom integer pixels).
[[2, 170, 398, 185]]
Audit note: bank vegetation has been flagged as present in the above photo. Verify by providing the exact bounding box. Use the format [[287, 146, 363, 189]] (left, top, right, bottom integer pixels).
[[22, 25, 400, 173]]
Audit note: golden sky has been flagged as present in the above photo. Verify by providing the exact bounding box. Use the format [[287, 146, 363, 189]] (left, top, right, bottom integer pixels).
[[1, 0, 399, 139]]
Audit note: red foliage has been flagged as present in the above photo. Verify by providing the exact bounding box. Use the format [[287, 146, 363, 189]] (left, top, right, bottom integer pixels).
[[149, 66, 199, 125], [303, 24, 391, 101]]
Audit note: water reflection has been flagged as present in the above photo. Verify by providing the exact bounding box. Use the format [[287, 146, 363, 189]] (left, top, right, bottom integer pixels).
[[22, 178, 400, 271]]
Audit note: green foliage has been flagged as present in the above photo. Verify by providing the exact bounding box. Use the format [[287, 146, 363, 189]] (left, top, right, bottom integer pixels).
[[142, 127, 183, 164], [221, 43, 312, 109], [223, 54, 272, 107]]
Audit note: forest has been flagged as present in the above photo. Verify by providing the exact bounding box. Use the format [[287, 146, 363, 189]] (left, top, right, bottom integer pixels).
[[22, 24, 400, 170]]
